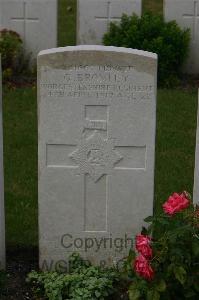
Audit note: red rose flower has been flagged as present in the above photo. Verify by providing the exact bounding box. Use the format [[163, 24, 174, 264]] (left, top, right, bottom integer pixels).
[[135, 234, 152, 258], [134, 254, 154, 280], [163, 192, 189, 215]]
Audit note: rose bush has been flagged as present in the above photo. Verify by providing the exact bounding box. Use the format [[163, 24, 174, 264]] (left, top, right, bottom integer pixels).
[[123, 192, 199, 300]]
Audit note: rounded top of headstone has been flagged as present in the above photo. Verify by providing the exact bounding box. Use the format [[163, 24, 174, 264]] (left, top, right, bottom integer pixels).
[[38, 45, 157, 60]]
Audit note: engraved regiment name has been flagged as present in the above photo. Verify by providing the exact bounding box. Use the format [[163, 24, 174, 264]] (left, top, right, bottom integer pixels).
[[41, 65, 154, 101]]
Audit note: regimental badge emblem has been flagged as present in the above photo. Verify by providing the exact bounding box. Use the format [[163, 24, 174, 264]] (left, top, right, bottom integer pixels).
[[69, 131, 123, 182]]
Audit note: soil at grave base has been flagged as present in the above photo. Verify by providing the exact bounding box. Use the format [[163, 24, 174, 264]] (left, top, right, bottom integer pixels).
[[1, 247, 39, 300]]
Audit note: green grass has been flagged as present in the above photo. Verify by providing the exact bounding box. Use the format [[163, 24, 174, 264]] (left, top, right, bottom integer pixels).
[[58, 0, 76, 46], [2, 0, 198, 247], [155, 89, 198, 212], [143, 0, 163, 14], [3, 86, 38, 247]]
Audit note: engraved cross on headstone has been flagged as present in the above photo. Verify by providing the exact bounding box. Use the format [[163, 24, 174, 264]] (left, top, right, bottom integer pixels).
[[95, 1, 122, 31], [10, 1, 39, 48], [47, 105, 146, 232], [183, 0, 199, 42]]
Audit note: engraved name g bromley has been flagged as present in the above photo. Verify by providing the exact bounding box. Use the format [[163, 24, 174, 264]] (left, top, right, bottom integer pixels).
[[41, 66, 154, 101]]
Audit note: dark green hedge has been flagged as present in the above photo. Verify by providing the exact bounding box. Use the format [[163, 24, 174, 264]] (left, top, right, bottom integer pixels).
[[103, 13, 191, 87]]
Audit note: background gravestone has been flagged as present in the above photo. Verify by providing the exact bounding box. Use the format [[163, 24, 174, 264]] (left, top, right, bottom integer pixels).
[[38, 45, 157, 269], [0, 0, 57, 59], [0, 56, 5, 270], [193, 90, 199, 205], [77, 0, 142, 45], [164, 0, 199, 74], [0, 2, 2, 28]]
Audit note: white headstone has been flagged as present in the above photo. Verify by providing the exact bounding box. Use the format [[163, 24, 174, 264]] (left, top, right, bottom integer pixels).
[[0, 56, 5, 270], [38, 45, 157, 269], [193, 90, 199, 205], [0, 0, 57, 59], [164, 0, 199, 74], [77, 0, 142, 45]]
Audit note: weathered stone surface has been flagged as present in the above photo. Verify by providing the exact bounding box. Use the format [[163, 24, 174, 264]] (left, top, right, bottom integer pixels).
[[77, 0, 142, 45], [38, 45, 157, 269], [0, 56, 5, 270], [164, 0, 199, 73], [0, 0, 57, 59], [193, 90, 199, 204]]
